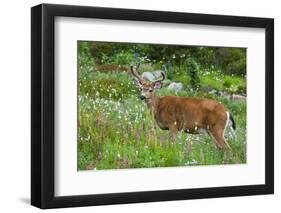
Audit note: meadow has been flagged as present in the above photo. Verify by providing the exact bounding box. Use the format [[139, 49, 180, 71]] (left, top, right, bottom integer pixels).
[[78, 42, 247, 170]]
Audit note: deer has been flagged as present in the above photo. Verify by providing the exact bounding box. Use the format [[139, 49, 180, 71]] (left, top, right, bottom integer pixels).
[[130, 64, 236, 150]]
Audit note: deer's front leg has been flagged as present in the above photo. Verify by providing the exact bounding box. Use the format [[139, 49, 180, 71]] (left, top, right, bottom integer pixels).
[[168, 123, 178, 143]]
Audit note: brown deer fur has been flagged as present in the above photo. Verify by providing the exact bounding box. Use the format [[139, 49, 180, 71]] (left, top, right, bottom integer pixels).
[[130, 65, 235, 149]]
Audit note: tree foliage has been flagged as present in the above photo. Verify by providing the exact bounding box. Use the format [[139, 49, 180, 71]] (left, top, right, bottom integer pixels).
[[86, 41, 246, 75], [79, 41, 246, 92]]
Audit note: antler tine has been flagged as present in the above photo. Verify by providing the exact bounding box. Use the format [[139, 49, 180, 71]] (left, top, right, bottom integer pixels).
[[153, 71, 166, 83], [130, 64, 142, 81], [136, 62, 140, 70]]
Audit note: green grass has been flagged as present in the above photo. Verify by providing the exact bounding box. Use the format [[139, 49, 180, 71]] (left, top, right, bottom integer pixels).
[[78, 54, 247, 171]]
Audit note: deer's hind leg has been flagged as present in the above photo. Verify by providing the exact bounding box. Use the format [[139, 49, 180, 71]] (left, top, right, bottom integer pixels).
[[208, 122, 231, 150]]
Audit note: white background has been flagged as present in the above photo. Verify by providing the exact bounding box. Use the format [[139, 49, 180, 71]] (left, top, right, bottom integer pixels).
[[56, 18, 265, 196], [0, 0, 279, 212]]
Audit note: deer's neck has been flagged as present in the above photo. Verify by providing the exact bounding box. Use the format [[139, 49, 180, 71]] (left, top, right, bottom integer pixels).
[[145, 93, 159, 115]]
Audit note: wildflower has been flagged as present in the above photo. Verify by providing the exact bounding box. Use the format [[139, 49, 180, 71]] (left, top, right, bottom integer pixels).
[[135, 131, 141, 140], [124, 157, 129, 165]]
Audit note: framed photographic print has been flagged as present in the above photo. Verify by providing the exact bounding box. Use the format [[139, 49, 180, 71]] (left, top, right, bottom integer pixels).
[[31, 3, 274, 209]]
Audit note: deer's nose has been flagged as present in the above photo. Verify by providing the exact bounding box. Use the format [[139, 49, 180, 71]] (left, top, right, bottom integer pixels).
[[140, 95, 146, 100]]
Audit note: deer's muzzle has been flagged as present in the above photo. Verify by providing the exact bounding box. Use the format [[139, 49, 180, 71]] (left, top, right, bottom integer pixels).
[[140, 95, 146, 100]]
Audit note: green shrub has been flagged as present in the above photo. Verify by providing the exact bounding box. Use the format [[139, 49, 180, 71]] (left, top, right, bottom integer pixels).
[[95, 64, 129, 73], [214, 48, 246, 76], [223, 75, 246, 94], [186, 57, 201, 89], [80, 72, 138, 101]]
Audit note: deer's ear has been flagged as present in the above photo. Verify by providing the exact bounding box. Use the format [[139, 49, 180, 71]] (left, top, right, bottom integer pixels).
[[153, 82, 162, 89]]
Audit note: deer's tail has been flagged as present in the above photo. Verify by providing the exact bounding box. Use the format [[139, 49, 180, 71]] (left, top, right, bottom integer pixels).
[[229, 112, 236, 131]]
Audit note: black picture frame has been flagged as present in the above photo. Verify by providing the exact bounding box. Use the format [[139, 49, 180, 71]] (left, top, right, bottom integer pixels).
[[31, 3, 274, 209]]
